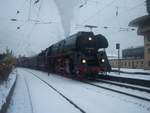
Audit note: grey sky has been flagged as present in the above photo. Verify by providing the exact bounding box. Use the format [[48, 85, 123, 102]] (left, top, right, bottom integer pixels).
[[0, 0, 147, 56]]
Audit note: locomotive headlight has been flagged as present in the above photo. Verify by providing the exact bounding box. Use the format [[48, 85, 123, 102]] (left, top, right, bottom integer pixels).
[[88, 37, 92, 41], [101, 59, 105, 63], [81, 59, 86, 64]]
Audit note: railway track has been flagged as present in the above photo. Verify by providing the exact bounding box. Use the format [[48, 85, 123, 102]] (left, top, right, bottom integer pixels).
[[83, 80, 150, 102], [95, 79, 150, 93], [112, 69, 150, 75], [25, 69, 150, 105], [97, 74, 150, 87], [26, 71, 86, 113]]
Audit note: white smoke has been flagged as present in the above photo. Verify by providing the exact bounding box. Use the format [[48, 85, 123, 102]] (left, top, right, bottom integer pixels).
[[54, 0, 79, 37]]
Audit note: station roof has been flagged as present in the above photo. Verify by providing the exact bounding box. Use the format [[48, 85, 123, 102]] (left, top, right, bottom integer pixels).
[[129, 15, 150, 27]]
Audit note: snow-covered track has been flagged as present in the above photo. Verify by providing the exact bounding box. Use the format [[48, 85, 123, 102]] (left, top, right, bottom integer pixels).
[[25, 71, 150, 102], [84, 81, 150, 102], [98, 75, 150, 87], [112, 69, 150, 75], [26, 71, 86, 113], [95, 79, 150, 93]]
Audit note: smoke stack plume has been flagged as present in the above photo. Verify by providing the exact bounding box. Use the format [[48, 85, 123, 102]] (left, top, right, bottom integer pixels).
[[54, 0, 79, 37]]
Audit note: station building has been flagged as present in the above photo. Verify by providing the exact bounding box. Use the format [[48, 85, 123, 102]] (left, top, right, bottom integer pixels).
[[109, 46, 144, 69], [129, 0, 150, 70], [110, 0, 150, 70]]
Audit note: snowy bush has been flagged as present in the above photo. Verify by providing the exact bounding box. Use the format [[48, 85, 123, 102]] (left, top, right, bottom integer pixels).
[[0, 48, 16, 81]]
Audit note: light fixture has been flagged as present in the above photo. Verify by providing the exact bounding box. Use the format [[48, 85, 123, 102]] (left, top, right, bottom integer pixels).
[[101, 59, 105, 63], [82, 59, 86, 64], [89, 37, 92, 41]]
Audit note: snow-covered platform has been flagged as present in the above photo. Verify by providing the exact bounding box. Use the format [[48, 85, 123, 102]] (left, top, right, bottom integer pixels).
[[7, 68, 150, 113]]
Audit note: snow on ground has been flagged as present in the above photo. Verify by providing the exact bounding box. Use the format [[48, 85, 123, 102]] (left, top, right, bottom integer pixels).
[[109, 72, 150, 80], [7, 68, 81, 113], [0, 69, 16, 110], [21, 68, 150, 113], [113, 68, 150, 73], [23, 70, 81, 113], [6, 69, 33, 113]]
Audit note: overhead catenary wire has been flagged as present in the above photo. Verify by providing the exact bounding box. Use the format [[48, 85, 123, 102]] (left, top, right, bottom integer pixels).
[[74, 23, 135, 31], [12, 0, 40, 55], [1, 0, 145, 56], [23, 0, 50, 55], [102, 1, 146, 22], [77, 0, 145, 32], [0, 0, 53, 56], [22, 23, 37, 55], [80, 0, 118, 24], [123, 1, 146, 13], [15, 0, 28, 15], [79, 0, 87, 8]]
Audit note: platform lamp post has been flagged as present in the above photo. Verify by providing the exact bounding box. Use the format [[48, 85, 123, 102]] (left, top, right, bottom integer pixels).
[[116, 43, 120, 74]]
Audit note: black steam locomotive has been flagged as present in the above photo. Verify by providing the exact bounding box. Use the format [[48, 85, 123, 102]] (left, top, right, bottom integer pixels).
[[18, 31, 111, 78]]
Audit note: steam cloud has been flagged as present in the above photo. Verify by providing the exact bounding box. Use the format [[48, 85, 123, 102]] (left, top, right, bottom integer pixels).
[[54, 0, 79, 37]]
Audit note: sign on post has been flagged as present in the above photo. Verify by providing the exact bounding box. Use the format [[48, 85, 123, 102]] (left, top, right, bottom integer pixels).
[[116, 43, 120, 74], [116, 43, 120, 49]]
